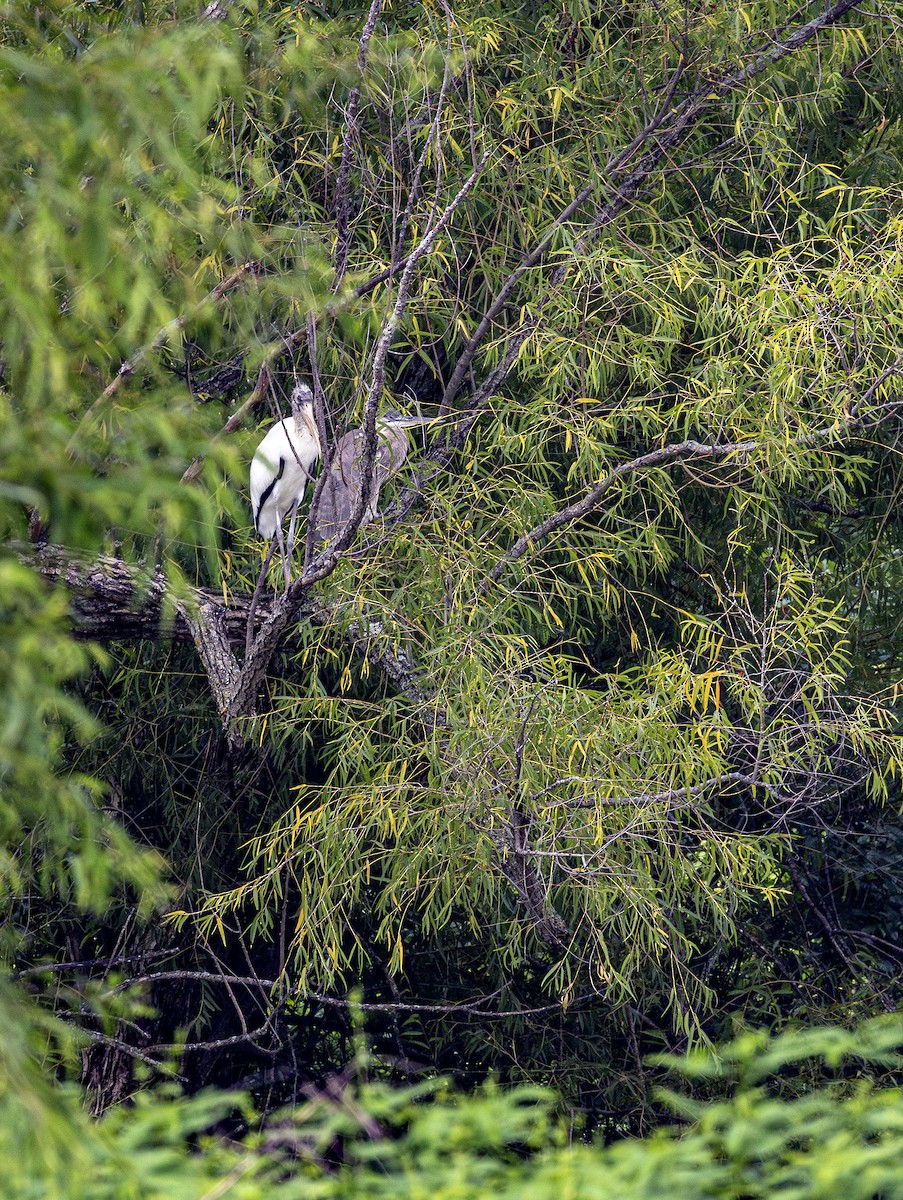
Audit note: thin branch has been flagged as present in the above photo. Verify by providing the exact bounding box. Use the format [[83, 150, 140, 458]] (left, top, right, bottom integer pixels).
[[245, 539, 278, 659], [14, 949, 175, 979], [73, 261, 260, 453], [555, 772, 761, 810], [108, 970, 279, 993], [479, 381, 903, 593], [430, 0, 865, 452], [301, 990, 599, 1018], [153, 1023, 279, 1054], [438, 181, 597, 414], [77, 1028, 187, 1079], [480, 435, 758, 593], [64, 964, 599, 1023], [391, 6, 455, 271], [333, 0, 384, 285], [97, 969, 599, 1019], [303, 312, 334, 573]]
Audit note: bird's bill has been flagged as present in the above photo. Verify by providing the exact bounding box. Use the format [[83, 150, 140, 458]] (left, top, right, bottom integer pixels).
[[382, 417, 432, 429], [377, 412, 456, 429]]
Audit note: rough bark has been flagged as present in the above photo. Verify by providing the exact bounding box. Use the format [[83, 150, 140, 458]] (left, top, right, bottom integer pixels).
[[30, 545, 285, 644]]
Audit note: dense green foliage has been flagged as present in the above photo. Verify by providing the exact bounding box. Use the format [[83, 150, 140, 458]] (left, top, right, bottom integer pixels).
[[3, 0, 903, 1185], [8, 1019, 903, 1198]]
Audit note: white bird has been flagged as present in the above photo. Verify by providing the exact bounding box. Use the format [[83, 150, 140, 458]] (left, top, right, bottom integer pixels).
[[250, 383, 321, 587]]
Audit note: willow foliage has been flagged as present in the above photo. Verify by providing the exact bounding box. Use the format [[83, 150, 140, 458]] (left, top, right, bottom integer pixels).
[[2, 0, 903, 1135]]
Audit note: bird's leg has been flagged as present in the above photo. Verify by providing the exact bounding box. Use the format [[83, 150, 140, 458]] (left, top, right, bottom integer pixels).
[[285, 495, 302, 581], [245, 539, 278, 660], [275, 519, 291, 590]]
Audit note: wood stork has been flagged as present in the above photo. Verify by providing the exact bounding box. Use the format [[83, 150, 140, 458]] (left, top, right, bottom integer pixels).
[[250, 383, 321, 586], [314, 410, 433, 545]]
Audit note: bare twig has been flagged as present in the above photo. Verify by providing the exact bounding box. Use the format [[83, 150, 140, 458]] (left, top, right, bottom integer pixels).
[[292, 149, 493, 586], [333, 0, 384, 285], [77, 1028, 186, 1079], [302, 989, 598, 1018], [553, 772, 763, 810], [73, 261, 260, 455], [49, 960, 598, 1020], [303, 313, 334, 573], [245, 539, 278, 659], [14, 949, 174, 979]]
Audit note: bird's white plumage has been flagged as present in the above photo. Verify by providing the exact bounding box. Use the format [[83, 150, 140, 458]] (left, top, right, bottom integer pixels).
[[249, 385, 321, 586], [250, 415, 319, 537]]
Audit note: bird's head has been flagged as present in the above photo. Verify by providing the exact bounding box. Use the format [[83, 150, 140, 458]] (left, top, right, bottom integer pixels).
[[378, 409, 437, 430], [289, 383, 319, 443], [289, 383, 314, 412]]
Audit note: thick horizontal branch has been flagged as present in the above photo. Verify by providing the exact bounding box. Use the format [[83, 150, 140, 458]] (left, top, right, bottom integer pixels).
[[28, 546, 290, 644], [25, 546, 437, 713]]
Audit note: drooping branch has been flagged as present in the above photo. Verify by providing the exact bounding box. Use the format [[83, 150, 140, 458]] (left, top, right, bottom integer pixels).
[[32, 542, 567, 943], [421, 0, 869, 467], [31, 547, 570, 940], [478, 382, 903, 594], [71, 260, 261, 457]]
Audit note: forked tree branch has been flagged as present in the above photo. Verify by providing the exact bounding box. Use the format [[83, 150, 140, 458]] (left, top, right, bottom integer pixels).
[[193, 151, 495, 740]]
